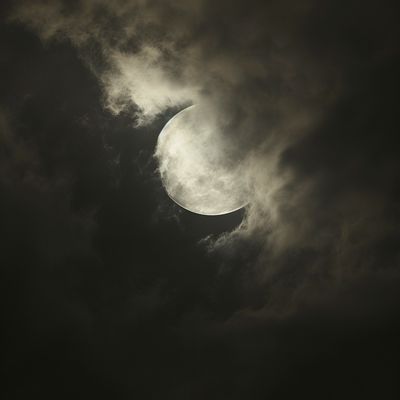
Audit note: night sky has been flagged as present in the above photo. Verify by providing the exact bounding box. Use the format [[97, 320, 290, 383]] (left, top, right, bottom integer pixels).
[[1, 1, 400, 399]]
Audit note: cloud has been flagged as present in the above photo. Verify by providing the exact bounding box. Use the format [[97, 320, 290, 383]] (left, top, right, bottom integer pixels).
[[10, 0, 203, 123], [9, 1, 328, 125], [2, 2, 400, 398], [9, 0, 400, 311], [102, 47, 199, 123]]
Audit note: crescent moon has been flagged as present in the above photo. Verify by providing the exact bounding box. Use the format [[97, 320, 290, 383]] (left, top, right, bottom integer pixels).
[[155, 105, 248, 215]]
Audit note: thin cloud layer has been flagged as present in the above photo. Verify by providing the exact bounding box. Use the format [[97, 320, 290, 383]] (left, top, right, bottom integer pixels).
[[2, 1, 400, 398], [10, 0, 400, 307]]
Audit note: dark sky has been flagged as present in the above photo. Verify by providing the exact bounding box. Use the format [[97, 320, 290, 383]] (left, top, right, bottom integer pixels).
[[1, 1, 400, 399]]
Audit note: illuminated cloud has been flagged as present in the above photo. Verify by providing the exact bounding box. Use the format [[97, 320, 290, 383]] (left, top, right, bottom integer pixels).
[[11, 0, 400, 294]]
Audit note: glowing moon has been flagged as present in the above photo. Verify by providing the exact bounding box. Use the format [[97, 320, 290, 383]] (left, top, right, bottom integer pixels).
[[155, 105, 248, 215]]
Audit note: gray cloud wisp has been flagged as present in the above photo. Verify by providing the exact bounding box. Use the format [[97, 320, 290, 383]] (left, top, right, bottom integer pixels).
[[11, 0, 400, 311]]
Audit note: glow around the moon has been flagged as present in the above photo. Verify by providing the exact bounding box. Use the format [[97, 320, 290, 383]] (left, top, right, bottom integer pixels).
[[155, 105, 248, 215]]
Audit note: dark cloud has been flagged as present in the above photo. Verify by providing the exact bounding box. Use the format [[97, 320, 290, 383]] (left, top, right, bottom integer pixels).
[[1, 1, 400, 399]]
